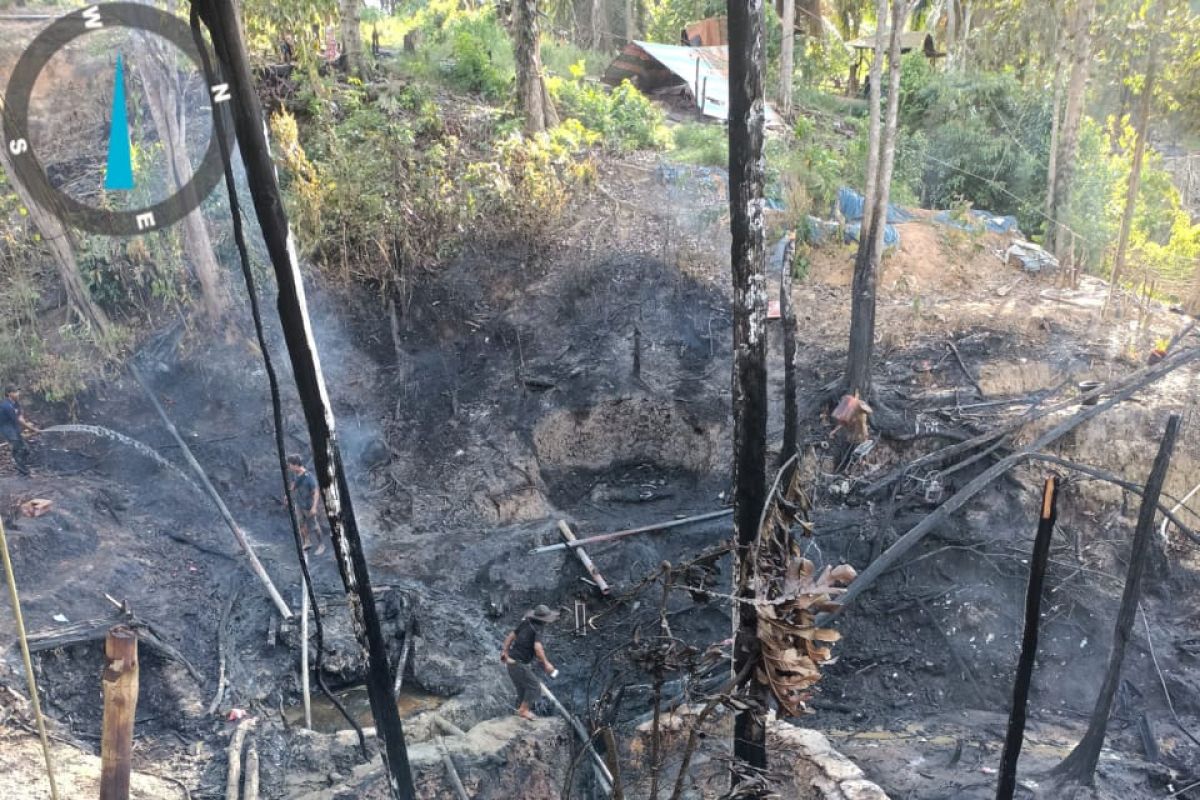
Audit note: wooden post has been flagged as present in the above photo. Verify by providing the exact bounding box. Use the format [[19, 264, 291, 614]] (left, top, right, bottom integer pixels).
[[244, 738, 261, 800], [225, 717, 256, 800], [996, 477, 1058, 800], [301, 579, 312, 730], [557, 520, 612, 595], [780, 233, 798, 463], [100, 626, 139, 800], [1054, 414, 1181, 784]]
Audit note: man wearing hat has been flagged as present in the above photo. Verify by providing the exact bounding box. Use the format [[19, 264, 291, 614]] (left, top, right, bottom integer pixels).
[[500, 605, 559, 720]]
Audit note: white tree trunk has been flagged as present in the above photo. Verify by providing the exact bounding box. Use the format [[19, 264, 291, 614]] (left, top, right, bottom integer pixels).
[[781, 0, 795, 116]]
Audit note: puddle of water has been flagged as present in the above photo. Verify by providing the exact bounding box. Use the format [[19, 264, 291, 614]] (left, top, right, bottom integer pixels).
[[284, 686, 445, 733]]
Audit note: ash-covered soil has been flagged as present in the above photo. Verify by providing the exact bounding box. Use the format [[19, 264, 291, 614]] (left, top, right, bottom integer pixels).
[[1, 151, 1198, 800]]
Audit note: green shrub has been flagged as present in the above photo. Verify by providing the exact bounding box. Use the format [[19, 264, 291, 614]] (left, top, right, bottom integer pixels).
[[444, 13, 512, 99], [670, 122, 727, 166], [551, 72, 670, 152]]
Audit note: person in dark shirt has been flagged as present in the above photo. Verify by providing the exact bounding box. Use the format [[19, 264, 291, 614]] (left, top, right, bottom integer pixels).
[[0, 388, 38, 476], [286, 454, 326, 555], [500, 605, 559, 720]]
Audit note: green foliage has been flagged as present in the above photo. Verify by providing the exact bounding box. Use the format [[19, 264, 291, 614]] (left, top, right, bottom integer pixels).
[[670, 122, 728, 166], [644, 0, 725, 44], [542, 38, 611, 80], [900, 69, 1051, 231], [443, 11, 513, 99], [550, 74, 670, 152]]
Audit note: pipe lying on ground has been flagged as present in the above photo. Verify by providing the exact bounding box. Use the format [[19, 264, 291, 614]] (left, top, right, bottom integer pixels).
[[539, 681, 614, 795], [532, 510, 732, 555]]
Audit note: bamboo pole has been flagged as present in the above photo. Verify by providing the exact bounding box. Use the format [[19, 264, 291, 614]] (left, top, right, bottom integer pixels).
[[996, 477, 1058, 800], [557, 521, 611, 595], [301, 579, 312, 730], [532, 510, 732, 554], [0, 518, 59, 800], [130, 365, 292, 619], [440, 744, 469, 800], [100, 626, 139, 800]]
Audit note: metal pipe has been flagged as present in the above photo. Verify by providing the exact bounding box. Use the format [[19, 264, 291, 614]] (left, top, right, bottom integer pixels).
[[532, 509, 732, 554]]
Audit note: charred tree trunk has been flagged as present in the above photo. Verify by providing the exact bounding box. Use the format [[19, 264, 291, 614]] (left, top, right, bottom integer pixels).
[[996, 477, 1058, 800], [134, 24, 229, 323], [728, 0, 769, 786], [1054, 414, 1181, 785], [780, 0, 795, 116], [189, 4, 415, 799], [340, 0, 364, 76], [514, 0, 559, 134], [781, 236, 798, 463], [1106, 11, 1162, 316], [845, 0, 909, 398], [1050, 0, 1096, 263]]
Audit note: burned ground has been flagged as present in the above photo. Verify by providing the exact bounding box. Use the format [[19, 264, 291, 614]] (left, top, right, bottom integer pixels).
[[1, 149, 1199, 800]]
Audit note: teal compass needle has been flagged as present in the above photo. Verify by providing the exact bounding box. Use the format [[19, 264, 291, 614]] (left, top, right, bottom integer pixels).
[[104, 53, 134, 191]]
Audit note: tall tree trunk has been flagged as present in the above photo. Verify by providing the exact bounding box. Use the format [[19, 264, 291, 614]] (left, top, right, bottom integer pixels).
[[1044, 52, 1064, 242], [514, 0, 559, 134], [134, 32, 229, 322], [1051, 0, 1097, 265], [340, 0, 364, 77], [799, 0, 823, 38], [780, 0, 795, 116], [0, 122, 111, 337], [190, 3, 416, 798], [844, 0, 889, 397], [728, 0, 769, 786], [1054, 414, 1180, 784], [625, 0, 637, 41], [1105, 7, 1163, 317], [590, 0, 603, 49]]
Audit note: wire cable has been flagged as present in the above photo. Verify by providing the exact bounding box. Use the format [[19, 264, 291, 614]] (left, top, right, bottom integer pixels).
[[0, 517, 59, 800], [188, 9, 364, 749]]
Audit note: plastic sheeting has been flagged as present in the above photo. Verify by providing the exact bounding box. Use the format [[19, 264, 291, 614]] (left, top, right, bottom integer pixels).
[[932, 209, 1021, 234], [836, 186, 913, 224]]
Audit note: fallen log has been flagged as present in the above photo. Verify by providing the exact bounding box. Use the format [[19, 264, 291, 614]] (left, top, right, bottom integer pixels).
[[130, 365, 292, 620], [996, 477, 1058, 800], [532, 510, 732, 555], [864, 341, 1200, 498], [557, 520, 611, 595], [823, 350, 1200, 620], [27, 616, 202, 684]]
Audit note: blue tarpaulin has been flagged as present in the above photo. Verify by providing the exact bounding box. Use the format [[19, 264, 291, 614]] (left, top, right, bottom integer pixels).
[[932, 209, 1021, 234], [837, 186, 913, 224]]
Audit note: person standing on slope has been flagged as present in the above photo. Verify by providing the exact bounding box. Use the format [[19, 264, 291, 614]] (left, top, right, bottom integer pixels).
[[500, 605, 559, 720]]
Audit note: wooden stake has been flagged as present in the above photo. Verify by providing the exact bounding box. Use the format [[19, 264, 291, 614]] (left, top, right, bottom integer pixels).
[[557, 520, 611, 595], [0, 518, 59, 800], [130, 365, 292, 619], [100, 626, 139, 800], [301, 579, 312, 730], [1055, 414, 1181, 784], [996, 476, 1058, 800]]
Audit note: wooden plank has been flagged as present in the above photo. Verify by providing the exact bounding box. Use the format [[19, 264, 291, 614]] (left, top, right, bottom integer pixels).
[[557, 521, 611, 595]]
